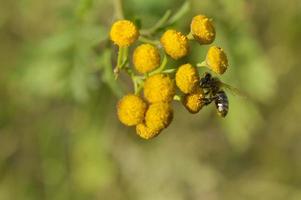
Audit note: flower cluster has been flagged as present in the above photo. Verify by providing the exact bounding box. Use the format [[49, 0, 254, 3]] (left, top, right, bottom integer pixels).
[[110, 13, 230, 139]]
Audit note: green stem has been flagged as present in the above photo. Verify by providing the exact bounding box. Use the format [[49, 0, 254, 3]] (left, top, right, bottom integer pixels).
[[113, 0, 124, 19], [133, 79, 138, 94], [123, 66, 140, 94], [161, 68, 176, 74], [135, 80, 144, 95], [196, 61, 208, 68], [140, 10, 172, 36], [187, 31, 194, 40], [121, 47, 128, 65], [117, 47, 124, 66], [114, 47, 129, 79], [114, 47, 123, 79], [149, 55, 168, 76], [138, 36, 160, 46]]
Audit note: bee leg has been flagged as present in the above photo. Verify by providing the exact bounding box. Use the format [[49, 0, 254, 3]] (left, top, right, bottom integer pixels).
[[204, 90, 210, 95], [202, 95, 219, 105], [202, 97, 214, 105], [201, 87, 211, 95]]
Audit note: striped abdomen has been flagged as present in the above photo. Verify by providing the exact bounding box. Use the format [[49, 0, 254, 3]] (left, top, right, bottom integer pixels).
[[214, 90, 228, 117]]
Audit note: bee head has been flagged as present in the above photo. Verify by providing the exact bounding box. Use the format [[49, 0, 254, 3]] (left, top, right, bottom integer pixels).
[[200, 72, 212, 87]]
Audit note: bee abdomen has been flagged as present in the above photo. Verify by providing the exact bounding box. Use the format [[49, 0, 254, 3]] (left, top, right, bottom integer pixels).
[[215, 91, 228, 117]]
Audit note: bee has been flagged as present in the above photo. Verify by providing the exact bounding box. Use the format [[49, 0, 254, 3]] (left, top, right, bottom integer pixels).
[[199, 72, 243, 117], [214, 90, 228, 117]]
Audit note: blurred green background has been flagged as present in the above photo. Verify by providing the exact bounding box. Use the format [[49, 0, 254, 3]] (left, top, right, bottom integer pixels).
[[1, 0, 301, 199]]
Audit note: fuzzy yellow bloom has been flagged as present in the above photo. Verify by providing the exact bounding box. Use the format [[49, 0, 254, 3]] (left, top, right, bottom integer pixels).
[[133, 44, 161, 73], [175, 63, 200, 94], [160, 29, 189, 60], [182, 87, 205, 113], [145, 102, 173, 131], [144, 74, 175, 103], [117, 94, 147, 126], [191, 15, 215, 44], [110, 20, 139, 47], [136, 123, 160, 139], [206, 46, 229, 74]]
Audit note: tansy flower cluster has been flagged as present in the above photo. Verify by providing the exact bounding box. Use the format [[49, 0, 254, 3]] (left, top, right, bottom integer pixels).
[[110, 13, 230, 140]]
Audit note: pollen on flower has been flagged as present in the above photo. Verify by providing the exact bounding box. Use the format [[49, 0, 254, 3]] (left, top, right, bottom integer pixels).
[[110, 20, 139, 47], [160, 29, 189, 60], [206, 46, 228, 74], [191, 15, 215, 44], [136, 123, 160, 139], [175, 63, 200, 94], [182, 87, 205, 113], [133, 44, 161, 73], [145, 102, 173, 132], [117, 94, 147, 126], [144, 74, 175, 103]]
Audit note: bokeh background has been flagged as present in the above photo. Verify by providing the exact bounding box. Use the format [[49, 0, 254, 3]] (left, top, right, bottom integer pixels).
[[1, 0, 301, 199]]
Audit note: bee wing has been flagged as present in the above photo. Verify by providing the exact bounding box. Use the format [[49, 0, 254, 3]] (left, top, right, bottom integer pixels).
[[220, 82, 247, 98]]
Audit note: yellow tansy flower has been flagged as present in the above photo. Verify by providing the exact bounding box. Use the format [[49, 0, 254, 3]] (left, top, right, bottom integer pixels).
[[175, 63, 200, 94], [144, 74, 175, 103], [145, 102, 173, 131], [136, 123, 160, 139], [133, 44, 161, 73], [206, 46, 229, 74], [182, 87, 205, 113], [110, 20, 139, 47], [160, 29, 189, 60], [117, 94, 147, 126], [191, 15, 215, 44]]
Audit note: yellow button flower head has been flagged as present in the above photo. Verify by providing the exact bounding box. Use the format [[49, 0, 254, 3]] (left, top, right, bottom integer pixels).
[[206, 46, 229, 74], [117, 94, 147, 126], [145, 102, 173, 131], [160, 29, 189, 60], [182, 87, 205, 113], [144, 74, 175, 103], [136, 123, 160, 139], [133, 44, 161, 74], [191, 15, 215, 44], [175, 63, 200, 94], [110, 20, 139, 47]]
